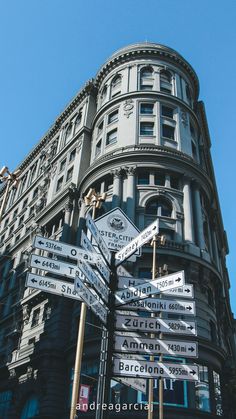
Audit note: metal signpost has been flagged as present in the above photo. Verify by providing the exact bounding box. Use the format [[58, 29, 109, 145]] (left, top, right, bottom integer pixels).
[[27, 214, 199, 419]]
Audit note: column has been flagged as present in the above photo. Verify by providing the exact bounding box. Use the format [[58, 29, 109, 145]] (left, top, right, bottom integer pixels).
[[183, 177, 194, 242], [112, 169, 122, 208], [125, 166, 136, 221], [61, 202, 73, 242], [76, 199, 86, 246], [193, 182, 205, 249]]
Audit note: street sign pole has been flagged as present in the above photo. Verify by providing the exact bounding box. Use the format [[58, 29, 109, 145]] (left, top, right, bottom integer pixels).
[[95, 253, 117, 419], [148, 236, 156, 419]]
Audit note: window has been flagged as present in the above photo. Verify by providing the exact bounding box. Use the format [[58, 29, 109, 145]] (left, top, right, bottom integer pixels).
[[19, 215, 25, 225], [154, 173, 165, 186], [140, 66, 154, 90], [146, 198, 172, 217], [203, 221, 210, 250], [29, 164, 37, 184], [65, 123, 73, 143], [20, 395, 39, 419], [60, 159, 66, 172], [9, 225, 14, 235], [138, 268, 152, 279], [140, 103, 154, 114], [190, 123, 196, 138], [15, 234, 21, 243], [97, 121, 104, 135], [186, 84, 192, 105], [162, 124, 175, 140], [207, 288, 214, 307], [213, 371, 223, 416], [140, 122, 154, 136], [101, 85, 107, 102], [169, 176, 179, 189], [13, 208, 18, 219], [210, 320, 217, 343], [106, 129, 117, 146], [162, 105, 174, 118], [32, 188, 38, 199], [74, 112, 82, 132], [66, 167, 73, 182], [160, 70, 172, 93], [137, 173, 149, 185], [69, 149, 76, 162], [29, 206, 34, 216], [95, 139, 102, 156], [56, 177, 63, 191], [108, 110, 118, 124], [22, 198, 28, 208], [4, 218, 9, 229], [19, 175, 27, 195], [195, 366, 210, 412], [111, 75, 121, 97], [192, 141, 197, 160], [31, 308, 40, 327]]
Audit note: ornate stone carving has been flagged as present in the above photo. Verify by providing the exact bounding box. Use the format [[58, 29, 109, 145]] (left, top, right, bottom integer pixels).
[[22, 305, 30, 324], [125, 166, 137, 176], [181, 110, 188, 127], [112, 168, 123, 178], [123, 99, 134, 118]]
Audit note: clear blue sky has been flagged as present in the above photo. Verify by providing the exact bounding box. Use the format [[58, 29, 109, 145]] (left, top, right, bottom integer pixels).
[[0, 0, 235, 314]]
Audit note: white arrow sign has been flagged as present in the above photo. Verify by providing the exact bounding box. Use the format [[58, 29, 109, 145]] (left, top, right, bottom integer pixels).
[[117, 276, 194, 299], [115, 314, 197, 336], [26, 273, 82, 301], [121, 298, 196, 316], [81, 231, 110, 283], [33, 236, 103, 265], [115, 219, 159, 264], [115, 271, 185, 305], [75, 274, 108, 324], [30, 254, 80, 279], [86, 214, 111, 265], [78, 259, 109, 303], [113, 358, 199, 381], [114, 334, 198, 358]]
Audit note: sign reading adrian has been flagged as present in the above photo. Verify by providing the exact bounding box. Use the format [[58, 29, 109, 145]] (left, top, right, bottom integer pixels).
[[94, 208, 141, 254]]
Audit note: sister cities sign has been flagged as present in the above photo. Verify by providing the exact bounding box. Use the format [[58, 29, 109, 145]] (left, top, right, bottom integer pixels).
[[113, 359, 199, 382]]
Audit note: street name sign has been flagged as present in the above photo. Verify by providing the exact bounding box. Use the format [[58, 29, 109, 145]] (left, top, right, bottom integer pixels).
[[117, 276, 194, 299], [78, 259, 109, 303], [113, 376, 146, 394], [81, 231, 110, 283], [115, 219, 159, 264], [26, 273, 82, 301], [121, 298, 196, 315], [114, 334, 198, 358], [86, 213, 111, 265], [93, 207, 141, 256], [115, 314, 197, 336], [115, 271, 185, 305], [75, 274, 108, 324], [33, 235, 103, 265], [113, 358, 199, 381]]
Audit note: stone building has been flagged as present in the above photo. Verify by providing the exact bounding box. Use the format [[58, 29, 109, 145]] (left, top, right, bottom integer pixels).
[[0, 42, 235, 418]]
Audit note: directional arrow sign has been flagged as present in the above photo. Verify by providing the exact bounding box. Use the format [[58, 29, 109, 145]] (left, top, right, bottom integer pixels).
[[117, 276, 194, 299], [115, 219, 159, 265], [78, 259, 109, 303], [81, 231, 110, 284], [86, 213, 111, 265], [33, 235, 104, 265], [115, 271, 185, 305], [114, 334, 198, 358], [26, 272, 82, 301], [30, 254, 80, 279], [113, 358, 199, 381], [113, 353, 146, 394], [115, 314, 197, 336], [121, 298, 196, 316], [75, 274, 108, 324]]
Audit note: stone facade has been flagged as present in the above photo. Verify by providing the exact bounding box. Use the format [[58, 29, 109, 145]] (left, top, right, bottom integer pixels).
[[0, 43, 235, 419]]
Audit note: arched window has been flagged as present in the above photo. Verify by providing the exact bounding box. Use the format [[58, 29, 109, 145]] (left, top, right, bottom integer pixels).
[[74, 112, 82, 133], [20, 395, 39, 419], [101, 85, 107, 103], [186, 84, 192, 106], [111, 75, 122, 98], [64, 123, 73, 143], [140, 66, 154, 90], [146, 198, 172, 217], [160, 69, 172, 93]]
